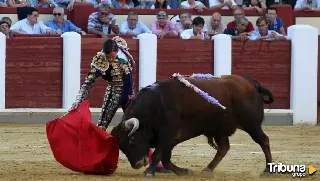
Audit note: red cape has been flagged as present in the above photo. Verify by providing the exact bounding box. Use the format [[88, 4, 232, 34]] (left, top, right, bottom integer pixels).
[[46, 100, 119, 175]]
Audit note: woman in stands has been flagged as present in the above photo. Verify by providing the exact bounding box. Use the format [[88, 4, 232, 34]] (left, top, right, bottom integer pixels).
[[70, 36, 169, 173], [151, 0, 171, 9]]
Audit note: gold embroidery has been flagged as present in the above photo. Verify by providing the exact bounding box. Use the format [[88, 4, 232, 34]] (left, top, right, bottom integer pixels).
[[91, 53, 109, 71]]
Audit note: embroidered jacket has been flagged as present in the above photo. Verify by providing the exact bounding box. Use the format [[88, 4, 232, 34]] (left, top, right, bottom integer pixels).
[[75, 50, 133, 103]]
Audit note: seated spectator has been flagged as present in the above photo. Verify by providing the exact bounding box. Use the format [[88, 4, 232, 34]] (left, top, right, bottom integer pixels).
[[205, 12, 226, 36], [10, 8, 52, 34], [151, 0, 171, 9], [266, 7, 286, 35], [29, 0, 58, 8], [180, 16, 210, 40], [0, 20, 13, 38], [120, 12, 151, 38], [224, 17, 249, 41], [47, 7, 86, 35], [180, 0, 206, 12], [294, 0, 320, 11], [87, 3, 119, 38], [249, 16, 286, 40], [86, 0, 110, 7], [175, 11, 192, 35], [150, 10, 178, 39], [7, 0, 31, 7], [110, 0, 135, 9], [0, 0, 7, 6], [1, 17, 12, 26], [242, 0, 266, 13], [209, 0, 238, 10], [55, 0, 80, 10], [227, 8, 254, 33]]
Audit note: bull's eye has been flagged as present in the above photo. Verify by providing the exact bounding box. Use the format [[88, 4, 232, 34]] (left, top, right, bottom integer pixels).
[[129, 136, 135, 145]]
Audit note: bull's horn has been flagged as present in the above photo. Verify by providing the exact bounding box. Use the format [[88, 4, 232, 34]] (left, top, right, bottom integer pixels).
[[124, 118, 139, 137]]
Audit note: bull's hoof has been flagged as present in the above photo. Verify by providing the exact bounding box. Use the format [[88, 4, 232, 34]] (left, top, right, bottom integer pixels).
[[201, 167, 213, 177], [260, 168, 272, 176], [156, 167, 172, 173], [144, 172, 155, 178], [177, 168, 194, 176]]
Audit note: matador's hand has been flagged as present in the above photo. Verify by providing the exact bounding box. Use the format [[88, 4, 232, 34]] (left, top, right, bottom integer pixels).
[[69, 102, 79, 112]]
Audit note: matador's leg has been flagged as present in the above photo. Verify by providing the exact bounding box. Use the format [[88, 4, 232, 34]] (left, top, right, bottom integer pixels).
[[96, 85, 123, 130], [120, 72, 135, 112]]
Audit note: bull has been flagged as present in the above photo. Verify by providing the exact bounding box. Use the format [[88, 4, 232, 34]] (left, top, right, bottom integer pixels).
[[111, 74, 274, 177]]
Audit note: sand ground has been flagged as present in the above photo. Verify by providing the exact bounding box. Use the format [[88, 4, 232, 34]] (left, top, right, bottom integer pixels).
[[0, 123, 319, 181]]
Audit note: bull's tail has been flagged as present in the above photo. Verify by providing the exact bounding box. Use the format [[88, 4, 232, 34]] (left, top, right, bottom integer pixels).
[[242, 75, 274, 104]]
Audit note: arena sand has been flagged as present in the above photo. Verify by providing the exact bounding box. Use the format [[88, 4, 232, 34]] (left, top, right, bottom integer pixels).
[[0, 123, 319, 181]]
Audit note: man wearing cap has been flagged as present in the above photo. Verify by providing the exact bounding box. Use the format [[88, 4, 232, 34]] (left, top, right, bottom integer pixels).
[[150, 10, 178, 39]]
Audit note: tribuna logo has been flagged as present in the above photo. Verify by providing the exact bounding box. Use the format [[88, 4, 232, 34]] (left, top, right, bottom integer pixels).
[[267, 163, 306, 177]]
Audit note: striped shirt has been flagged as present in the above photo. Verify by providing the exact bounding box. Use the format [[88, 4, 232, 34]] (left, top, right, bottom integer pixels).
[[87, 12, 118, 33]]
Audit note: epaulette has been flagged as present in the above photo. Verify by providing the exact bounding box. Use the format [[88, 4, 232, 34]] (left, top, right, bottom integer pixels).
[[90, 52, 109, 71]]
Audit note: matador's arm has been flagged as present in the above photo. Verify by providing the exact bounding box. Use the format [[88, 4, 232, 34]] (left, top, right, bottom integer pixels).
[[75, 53, 109, 103], [75, 67, 100, 103]]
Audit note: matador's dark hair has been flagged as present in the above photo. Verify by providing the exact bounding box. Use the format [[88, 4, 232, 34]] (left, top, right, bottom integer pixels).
[[103, 39, 119, 55]]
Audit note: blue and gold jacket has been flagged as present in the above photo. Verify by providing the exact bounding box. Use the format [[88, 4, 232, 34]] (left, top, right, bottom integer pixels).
[[75, 48, 134, 103]]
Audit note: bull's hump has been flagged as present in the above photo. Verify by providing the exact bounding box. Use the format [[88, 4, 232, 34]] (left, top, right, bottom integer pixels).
[[146, 83, 159, 90]]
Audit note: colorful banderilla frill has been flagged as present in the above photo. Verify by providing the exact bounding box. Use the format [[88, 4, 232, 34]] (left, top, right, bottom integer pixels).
[[171, 73, 226, 110]]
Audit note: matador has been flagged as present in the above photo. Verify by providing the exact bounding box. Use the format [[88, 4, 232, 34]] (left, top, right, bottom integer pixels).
[[70, 36, 135, 129]]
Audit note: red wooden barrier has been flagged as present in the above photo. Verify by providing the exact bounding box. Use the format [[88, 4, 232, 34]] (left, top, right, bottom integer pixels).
[[5, 38, 63, 108]]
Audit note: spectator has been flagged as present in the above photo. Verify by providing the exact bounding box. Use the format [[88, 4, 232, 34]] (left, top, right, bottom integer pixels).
[[110, 0, 135, 9], [87, 3, 119, 38], [151, 0, 171, 9], [249, 16, 286, 40], [29, 0, 58, 8], [55, 0, 79, 10], [120, 12, 151, 38], [227, 8, 254, 33], [224, 17, 249, 41], [209, 0, 238, 10], [0, 20, 13, 38], [1, 17, 12, 26], [294, 0, 320, 11], [205, 12, 226, 36], [47, 7, 86, 35], [150, 10, 178, 39], [86, 0, 110, 7], [180, 16, 210, 40], [242, 0, 266, 13], [10, 8, 52, 34], [266, 7, 286, 35], [0, 0, 7, 6], [7, 0, 31, 7], [180, 0, 206, 12], [175, 11, 192, 35]]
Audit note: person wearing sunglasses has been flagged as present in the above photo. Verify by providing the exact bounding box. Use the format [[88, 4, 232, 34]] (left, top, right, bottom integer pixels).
[[150, 11, 178, 39], [46, 7, 86, 35]]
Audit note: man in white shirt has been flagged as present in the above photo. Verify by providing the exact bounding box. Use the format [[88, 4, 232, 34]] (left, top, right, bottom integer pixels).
[[209, 0, 238, 9], [10, 7, 52, 34], [249, 16, 286, 41], [180, 16, 210, 40], [119, 12, 152, 38]]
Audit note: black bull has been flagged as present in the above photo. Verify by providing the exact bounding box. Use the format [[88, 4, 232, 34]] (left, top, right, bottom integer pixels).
[[111, 75, 274, 177]]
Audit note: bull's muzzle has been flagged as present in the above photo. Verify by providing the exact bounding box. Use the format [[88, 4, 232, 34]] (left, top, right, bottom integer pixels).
[[132, 156, 149, 169]]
